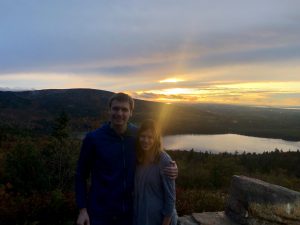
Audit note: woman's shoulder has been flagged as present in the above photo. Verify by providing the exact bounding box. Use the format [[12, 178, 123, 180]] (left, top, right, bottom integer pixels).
[[158, 151, 172, 167]]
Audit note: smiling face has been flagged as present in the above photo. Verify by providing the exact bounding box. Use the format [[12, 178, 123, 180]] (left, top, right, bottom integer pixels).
[[136, 119, 162, 164], [109, 100, 132, 130], [139, 129, 155, 152]]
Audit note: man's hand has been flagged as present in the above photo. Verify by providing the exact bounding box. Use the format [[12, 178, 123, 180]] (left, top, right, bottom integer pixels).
[[76, 208, 90, 225], [163, 161, 178, 179]]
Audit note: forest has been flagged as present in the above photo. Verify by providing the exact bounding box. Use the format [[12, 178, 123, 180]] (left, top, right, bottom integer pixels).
[[1, 112, 300, 225]]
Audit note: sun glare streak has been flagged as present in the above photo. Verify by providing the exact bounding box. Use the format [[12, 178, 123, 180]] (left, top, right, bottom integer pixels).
[[156, 101, 174, 131]]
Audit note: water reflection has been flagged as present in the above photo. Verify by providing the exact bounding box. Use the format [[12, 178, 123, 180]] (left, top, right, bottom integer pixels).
[[163, 134, 300, 153]]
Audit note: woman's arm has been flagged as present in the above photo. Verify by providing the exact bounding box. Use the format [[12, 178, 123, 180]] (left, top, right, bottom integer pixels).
[[160, 152, 176, 224]]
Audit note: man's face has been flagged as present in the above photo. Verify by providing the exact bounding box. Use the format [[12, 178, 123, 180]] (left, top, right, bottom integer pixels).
[[109, 100, 132, 128]]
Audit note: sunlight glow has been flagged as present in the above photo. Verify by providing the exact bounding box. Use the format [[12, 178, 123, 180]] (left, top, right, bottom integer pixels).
[[159, 78, 184, 83], [215, 82, 300, 92], [2, 72, 300, 107], [134, 81, 300, 106]]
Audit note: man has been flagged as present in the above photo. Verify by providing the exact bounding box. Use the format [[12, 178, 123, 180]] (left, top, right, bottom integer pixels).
[[76, 93, 177, 225]]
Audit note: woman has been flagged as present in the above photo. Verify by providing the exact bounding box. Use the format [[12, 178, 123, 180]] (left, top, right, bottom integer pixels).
[[133, 119, 177, 225]]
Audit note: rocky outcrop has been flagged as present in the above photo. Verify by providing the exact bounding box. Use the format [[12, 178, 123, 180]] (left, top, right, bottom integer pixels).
[[178, 212, 238, 225], [178, 175, 300, 225]]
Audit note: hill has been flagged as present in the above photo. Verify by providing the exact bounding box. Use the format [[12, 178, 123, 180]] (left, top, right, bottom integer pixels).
[[0, 88, 300, 140]]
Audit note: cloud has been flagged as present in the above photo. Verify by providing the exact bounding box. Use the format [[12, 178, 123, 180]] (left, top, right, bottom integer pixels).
[[132, 81, 300, 105], [1, 0, 300, 106], [1, 0, 300, 75]]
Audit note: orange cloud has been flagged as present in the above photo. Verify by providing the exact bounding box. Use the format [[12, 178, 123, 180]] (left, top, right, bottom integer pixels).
[[133, 81, 300, 106]]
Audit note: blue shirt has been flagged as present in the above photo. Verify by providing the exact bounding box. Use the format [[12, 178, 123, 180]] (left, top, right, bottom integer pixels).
[[133, 151, 177, 225], [75, 122, 137, 220]]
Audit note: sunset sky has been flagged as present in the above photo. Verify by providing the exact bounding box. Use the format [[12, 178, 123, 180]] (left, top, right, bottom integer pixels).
[[1, 1, 300, 106]]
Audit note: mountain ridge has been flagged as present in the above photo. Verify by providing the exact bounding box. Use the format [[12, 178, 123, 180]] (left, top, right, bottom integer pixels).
[[1, 88, 300, 141]]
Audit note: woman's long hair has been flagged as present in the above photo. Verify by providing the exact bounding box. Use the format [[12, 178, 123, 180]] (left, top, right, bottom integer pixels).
[[136, 119, 162, 164]]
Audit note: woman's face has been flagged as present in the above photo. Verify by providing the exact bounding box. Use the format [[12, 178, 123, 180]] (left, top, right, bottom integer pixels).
[[139, 129, 155, 152]]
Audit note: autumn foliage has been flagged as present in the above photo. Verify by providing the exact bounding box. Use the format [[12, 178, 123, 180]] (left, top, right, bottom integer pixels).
[[1, 112, 300, 224]]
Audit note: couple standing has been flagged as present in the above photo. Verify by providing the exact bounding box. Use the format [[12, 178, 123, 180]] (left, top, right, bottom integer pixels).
[[75, 93, 178, 225]]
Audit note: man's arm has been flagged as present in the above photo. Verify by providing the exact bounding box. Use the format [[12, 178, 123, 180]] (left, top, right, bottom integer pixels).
[[162, 216, 172, 225], [75, 134, 94, 223], [163, 161, 178, 179]]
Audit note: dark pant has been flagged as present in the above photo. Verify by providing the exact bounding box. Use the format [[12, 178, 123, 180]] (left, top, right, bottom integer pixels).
[[90, 214, 132, 225]]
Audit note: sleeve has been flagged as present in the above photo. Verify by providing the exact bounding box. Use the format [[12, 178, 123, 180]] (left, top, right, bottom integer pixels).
[[159, 152, 176, 217], [75, 133, 95, 209]]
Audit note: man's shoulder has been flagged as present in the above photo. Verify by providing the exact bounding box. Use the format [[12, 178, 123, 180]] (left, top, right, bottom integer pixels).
[[84, 122, 138, 139], [127, 122, 138, 130], [126, 123, 138, 136], [84, 123, 110, 139]]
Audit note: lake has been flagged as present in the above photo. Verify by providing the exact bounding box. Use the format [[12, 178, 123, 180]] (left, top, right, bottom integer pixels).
[[163, 134, 300, 153]]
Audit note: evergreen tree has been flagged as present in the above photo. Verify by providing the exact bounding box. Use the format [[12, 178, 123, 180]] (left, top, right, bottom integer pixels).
[[51, 111, 70, 141], [43, 111, 79, 191]]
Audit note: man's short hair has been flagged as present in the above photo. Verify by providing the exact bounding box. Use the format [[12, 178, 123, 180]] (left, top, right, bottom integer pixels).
[[108, 92, 134, 111]]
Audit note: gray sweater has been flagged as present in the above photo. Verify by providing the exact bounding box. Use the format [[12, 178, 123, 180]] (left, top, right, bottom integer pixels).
[[133, 151, 177, 225]]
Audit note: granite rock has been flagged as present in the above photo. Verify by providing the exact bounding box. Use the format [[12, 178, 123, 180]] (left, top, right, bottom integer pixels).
[[192, 211, 238, 225], [225, 175, 300, 225], [178, 175, 300, 225]]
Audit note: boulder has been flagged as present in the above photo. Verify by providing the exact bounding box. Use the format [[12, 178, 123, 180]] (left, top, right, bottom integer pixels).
[[178, 211, 238, 225], [192, 211, 238, 225], [226, 175, 300, 225], [178, 215, 199, 225], [178, 175, 300, 225]]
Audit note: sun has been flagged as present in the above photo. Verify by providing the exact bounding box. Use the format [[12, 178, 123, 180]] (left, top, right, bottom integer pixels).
[[159, 78, 184, 83]]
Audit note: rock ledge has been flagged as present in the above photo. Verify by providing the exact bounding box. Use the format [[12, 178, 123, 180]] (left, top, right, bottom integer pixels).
[[178, 175, 300, 225]]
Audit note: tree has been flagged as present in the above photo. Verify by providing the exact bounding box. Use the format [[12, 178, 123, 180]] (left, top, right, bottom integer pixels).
[[42, 138, 79, 191], [51, 111, 70, 141], [5, 140, 47, 193], [43, 111, 79, 191]]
